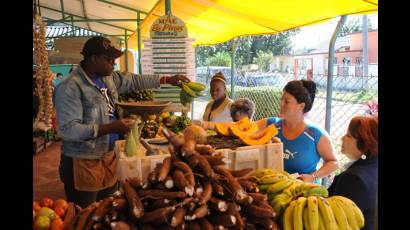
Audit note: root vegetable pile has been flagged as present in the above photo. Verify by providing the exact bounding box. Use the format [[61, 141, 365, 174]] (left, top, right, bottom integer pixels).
[[33, 15, 54, 129], [65, 125, 278, 229]]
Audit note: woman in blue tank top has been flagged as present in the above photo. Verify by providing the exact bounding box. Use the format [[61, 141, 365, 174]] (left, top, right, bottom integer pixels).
[[254, 80, 339, 183]]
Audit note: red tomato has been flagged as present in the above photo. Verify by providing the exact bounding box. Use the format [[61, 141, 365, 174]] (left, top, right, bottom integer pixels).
[[33, 201, 41, 211], [40, 197, 54, 209], [53, 207, 65, 219], [50, 218, 64, 230], [54, 199, 69, 211]]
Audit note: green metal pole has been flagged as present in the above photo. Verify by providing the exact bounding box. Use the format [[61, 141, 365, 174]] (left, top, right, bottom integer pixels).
[[70, 15, 74, 37], [230, 39, 239, 99], [137, 12, 142, 75], [325, 15, 347, 133], [125, 30, 128, 73], [165, 0, 171, 15], [60, 0, 65, 19]]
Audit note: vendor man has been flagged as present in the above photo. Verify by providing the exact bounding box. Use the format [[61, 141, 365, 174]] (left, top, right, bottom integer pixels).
[[54, 36, 190, 208]]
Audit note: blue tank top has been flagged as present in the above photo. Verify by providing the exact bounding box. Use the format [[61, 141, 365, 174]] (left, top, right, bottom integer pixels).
[[267, 117, 325, 174]]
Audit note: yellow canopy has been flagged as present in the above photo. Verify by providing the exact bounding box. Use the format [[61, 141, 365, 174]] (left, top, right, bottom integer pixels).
[[128, 0, 377, 48]]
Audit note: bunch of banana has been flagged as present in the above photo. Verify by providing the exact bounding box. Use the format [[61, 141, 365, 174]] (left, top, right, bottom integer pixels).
[[282, 195, 364, 230], [180, 82, 206, 106], [251, 168, 329, 217]]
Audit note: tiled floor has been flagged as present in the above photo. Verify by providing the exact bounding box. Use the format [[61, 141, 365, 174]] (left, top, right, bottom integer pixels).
[[33, 141, 65, 201]]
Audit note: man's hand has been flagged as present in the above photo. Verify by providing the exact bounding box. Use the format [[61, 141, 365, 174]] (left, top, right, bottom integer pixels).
[[167, 74, 190, 87], [97, 118, 135, 137], [111, 118, 135, 134]]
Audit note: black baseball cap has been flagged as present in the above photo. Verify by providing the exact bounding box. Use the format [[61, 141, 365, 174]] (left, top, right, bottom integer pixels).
[[81, 36, 124, 59]]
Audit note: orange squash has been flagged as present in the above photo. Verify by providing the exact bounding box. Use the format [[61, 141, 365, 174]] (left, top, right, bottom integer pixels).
[[237, 125, 278, 146], [215, 123, 231, 136]]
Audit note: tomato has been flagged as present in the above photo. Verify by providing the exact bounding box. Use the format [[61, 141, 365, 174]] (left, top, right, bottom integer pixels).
[[40, 197, 54, 209], [54, 207, 65, 219], [33, 201, 41, 211], [50, 218, 65, 230], [54, 199, 68, 211]]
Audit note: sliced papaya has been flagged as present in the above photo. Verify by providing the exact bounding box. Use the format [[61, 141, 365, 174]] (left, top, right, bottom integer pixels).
[[238, 125, 278, 146], [215, 123, 231, 136]]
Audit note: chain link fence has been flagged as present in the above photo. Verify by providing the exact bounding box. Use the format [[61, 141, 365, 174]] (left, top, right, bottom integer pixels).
[[194, 66, 378, 181]]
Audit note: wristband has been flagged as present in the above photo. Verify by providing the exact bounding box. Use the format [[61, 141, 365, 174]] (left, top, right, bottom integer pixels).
[[160, 75, 170, 84]]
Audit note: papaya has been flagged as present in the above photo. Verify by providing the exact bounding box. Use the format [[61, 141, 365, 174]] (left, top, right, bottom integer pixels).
[[237, 125, 278, 146], [229, 121, 259, 137], [215, 123, 231, 136]]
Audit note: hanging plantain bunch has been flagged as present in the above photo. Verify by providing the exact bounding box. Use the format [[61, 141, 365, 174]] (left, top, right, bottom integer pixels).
[[33, 15, 54, 129]]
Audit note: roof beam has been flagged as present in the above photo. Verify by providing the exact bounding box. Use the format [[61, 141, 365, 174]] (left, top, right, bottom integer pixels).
[[38, 4, 135, 33], [80, 0, 91, 30], [60, 0, 65, 19], [44, 18, 139, 23], [96, 0, 148, 15]]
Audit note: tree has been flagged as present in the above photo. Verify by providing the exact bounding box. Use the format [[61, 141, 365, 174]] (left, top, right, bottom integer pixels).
[[208, 51, 231, 66], [253, 50, 273, 72], [195, 28, 300, 67], [338, 17, 373, 38]]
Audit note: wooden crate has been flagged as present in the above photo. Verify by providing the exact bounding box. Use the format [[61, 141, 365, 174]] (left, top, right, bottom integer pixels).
[[114, 140, 170, 182], [216, 142, 283, 172]]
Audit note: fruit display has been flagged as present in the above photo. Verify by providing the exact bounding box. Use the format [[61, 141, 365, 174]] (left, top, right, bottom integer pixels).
[[282, 195, 365, 230], [34, 15, 54, 128], [180, 82, 206, 106], [33, 197, 70, 230], [158, 112, 191, 134], [119, 89, 154, 103], [252, 168, 365, 230], [214, 117, 279, 146], [251, 168, 328, 217], [65, 125, 279, 229]]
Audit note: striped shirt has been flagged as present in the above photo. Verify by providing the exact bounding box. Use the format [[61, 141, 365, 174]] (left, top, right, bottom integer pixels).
[[267, 117, 326, 174]]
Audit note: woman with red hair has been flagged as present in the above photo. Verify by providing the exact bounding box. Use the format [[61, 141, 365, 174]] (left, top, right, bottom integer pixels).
[[328, 115, 378, 230]]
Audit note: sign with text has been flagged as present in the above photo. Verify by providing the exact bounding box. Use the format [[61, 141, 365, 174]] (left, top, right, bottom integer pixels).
[[141, 14, 195, 81]]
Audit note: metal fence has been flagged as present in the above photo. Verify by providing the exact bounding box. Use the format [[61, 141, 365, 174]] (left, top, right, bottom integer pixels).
[[193, 69, 378, 171]]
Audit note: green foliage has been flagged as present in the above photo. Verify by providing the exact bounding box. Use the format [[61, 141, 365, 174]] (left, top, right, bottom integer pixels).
[[230, 86, 282, 120], [253, 50, 273, 72], [338, 17, 373, 38], [196, 29, 300, 67], [208, 51, 232, 66]]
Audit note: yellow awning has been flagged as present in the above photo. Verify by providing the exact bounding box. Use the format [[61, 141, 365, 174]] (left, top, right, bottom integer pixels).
[[128, 0, 377, 48]]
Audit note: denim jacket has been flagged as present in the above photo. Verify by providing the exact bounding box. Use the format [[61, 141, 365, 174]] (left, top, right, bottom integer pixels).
[[54, 64, 161, 159]]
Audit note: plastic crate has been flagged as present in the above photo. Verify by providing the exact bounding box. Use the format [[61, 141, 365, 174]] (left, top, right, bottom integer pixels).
[[216, 142, 283, 172], [114, 140, 170, 183]]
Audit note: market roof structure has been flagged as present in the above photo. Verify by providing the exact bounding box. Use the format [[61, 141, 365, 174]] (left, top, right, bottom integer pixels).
[[37, 0, 378, 48]]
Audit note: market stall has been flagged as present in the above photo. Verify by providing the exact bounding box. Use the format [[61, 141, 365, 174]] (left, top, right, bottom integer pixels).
[[33, 1, 376, 229]]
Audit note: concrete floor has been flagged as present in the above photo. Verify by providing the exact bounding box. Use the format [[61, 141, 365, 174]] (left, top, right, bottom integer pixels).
[[33, 141, 65, 201]]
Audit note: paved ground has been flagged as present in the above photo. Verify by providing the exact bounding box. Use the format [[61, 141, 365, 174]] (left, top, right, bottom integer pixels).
[[33, 141, 65, 201]]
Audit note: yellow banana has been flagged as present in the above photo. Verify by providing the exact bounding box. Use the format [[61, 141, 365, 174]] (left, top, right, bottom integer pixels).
[[186, 82, 206, 91], [304, 185, 329, 197], [317, 197, 338, 230], [318, 211, 326, 230], [251, 168, 276, 178], [333, 196, 364, 229], [181, 82, 196, 97], [307, 196, 319, 230], [303, 206, 311, 230], [267, 179, 293, 193], [293, 197, 307, 230], [327, 197, 351, 230], [332, 197, 359, 230], [283, 200, 297, 230], [259, 174, 288, 184]]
